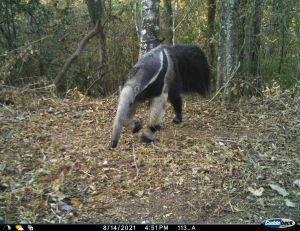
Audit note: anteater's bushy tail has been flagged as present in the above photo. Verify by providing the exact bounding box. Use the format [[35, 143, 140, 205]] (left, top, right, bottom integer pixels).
[[168, 45, 210, 96]]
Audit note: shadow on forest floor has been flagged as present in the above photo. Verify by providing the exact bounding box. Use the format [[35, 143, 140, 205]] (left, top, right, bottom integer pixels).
[[0, 85, 299, 223]]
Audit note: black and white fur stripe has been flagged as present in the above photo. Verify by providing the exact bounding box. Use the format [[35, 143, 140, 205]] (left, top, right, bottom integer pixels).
[[111, 44, 209, 148], [139, 48, 171, 143]]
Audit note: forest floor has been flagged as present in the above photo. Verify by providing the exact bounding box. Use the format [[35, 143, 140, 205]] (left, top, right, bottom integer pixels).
[[0, 84, 299, 224]]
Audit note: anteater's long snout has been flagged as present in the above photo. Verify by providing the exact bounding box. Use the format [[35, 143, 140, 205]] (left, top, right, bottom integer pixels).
[[111, 86, 135, 148]]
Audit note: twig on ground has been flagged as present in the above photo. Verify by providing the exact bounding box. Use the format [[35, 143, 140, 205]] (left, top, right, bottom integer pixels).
[[50, 208, 62, 223], [0, 103, 15, 114], [132, 144, 139, 180]]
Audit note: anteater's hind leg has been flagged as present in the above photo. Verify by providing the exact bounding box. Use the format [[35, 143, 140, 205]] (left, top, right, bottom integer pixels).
[[140, 93, 168, 143], [168, 84, 183, 124]]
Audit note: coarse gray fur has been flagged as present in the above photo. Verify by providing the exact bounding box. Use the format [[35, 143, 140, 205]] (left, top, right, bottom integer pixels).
[[111, 44, 209, 148]]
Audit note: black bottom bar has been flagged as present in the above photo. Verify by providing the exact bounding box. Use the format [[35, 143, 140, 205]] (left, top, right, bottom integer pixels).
[[1, 224, 299, 231]]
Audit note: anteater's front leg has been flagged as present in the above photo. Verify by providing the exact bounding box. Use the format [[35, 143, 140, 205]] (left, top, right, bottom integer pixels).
[[124, 102, 143, 134], [140, 93, 168, 143]]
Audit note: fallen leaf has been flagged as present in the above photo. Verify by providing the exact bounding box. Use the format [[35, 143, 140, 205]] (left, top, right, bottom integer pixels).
[[0, 163, 6, 172], [60, 204, 74, 212], [164, 212, 173, 218], [269, 183, 289, 197], [256, 175, 265, 180], [285, 199, 296, 208], [192, 167, 201, 174], [103, 160, 109, 166], [293, 179, 300, 187], [52, 174, 65, 192], [70, 198, 82, 206], [136, 190, 144, 197], [218, 141, 225, 147], [248, 187, 264, 197]]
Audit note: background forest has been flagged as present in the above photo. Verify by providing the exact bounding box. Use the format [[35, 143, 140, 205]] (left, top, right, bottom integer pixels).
[[0, 0, 299, 225], [1, 0, 299, 96]]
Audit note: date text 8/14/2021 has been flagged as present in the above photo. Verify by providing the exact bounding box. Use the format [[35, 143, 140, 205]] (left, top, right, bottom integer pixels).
[[102, 225, 196, 231]]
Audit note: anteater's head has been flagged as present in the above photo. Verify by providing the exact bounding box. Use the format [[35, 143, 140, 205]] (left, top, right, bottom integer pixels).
[[111, 85, 136, 148]]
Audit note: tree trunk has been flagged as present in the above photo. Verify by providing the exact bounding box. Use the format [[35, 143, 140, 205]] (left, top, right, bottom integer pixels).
[[207, 0, 216, 66], [86, 0, 106, 78], [97, 29, 106, 78], [277, 1, 286, 74], [238, 0, 247, 64], [240, 0, 262, 95], [252, 0, 262, 76], [0, 2, 17, 51], [207, 0, 216, 92], [217, 0, 240, 101], [133, 1, 140, 42], [163, 0, 173, 45], [139, 0, 160, 56], [241, 0, 262, 76]]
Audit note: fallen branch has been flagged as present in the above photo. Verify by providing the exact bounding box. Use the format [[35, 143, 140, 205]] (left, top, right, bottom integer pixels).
[[209, 62, 240, 102], [54, 20, 102, 95]]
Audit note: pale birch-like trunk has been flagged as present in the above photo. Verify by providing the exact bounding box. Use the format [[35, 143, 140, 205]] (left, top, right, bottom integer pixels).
[[139, 0, 160, 56], [217, 0, 240, 101]]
